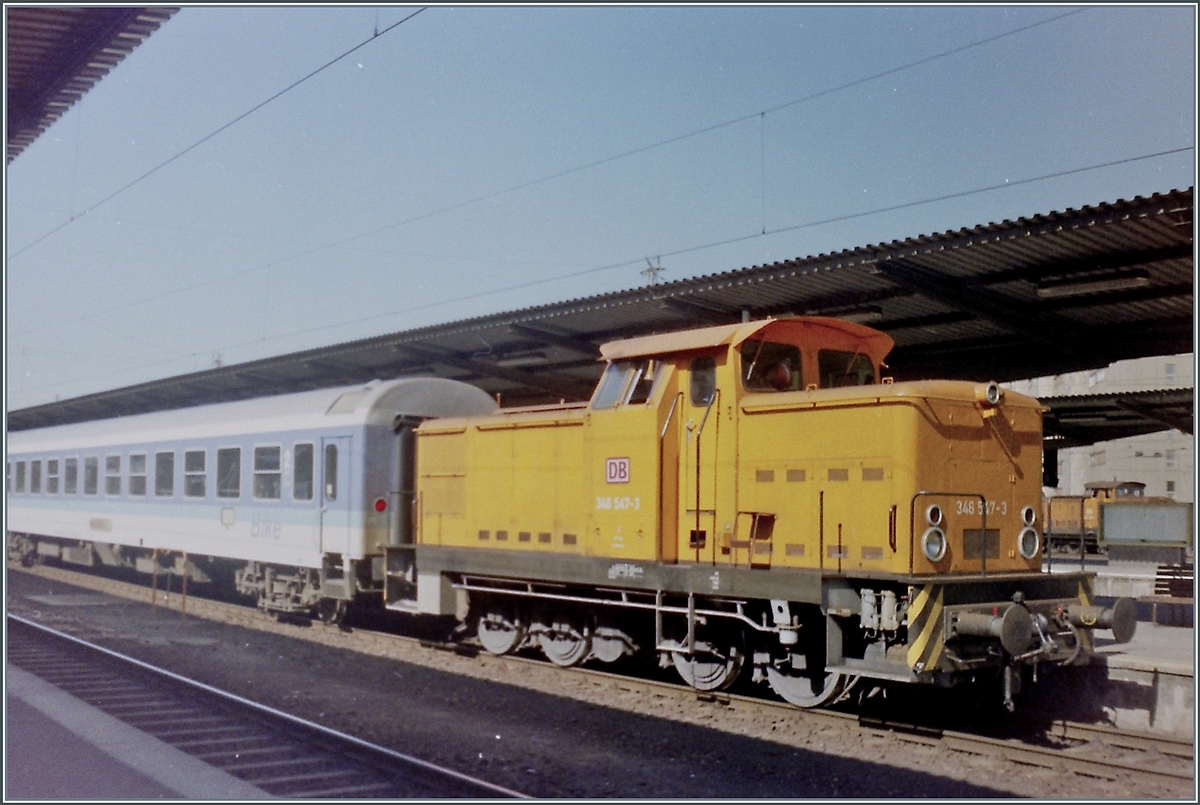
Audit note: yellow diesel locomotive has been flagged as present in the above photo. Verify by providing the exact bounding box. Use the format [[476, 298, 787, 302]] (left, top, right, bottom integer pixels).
[[386, 317, 1137, 710]]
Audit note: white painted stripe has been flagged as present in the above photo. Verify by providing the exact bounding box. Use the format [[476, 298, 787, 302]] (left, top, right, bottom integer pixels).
[[6, 664, 274, 800]]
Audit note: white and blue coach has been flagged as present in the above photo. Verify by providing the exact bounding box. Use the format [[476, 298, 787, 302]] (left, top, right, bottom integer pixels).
[[7, 378, 496, 621]]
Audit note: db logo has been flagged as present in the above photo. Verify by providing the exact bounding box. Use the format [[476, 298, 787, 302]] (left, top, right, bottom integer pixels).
[[606, 457, 630, 484]]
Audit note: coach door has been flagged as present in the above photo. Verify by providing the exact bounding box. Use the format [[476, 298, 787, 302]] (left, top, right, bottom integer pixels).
[[319, 436, 352, 556]]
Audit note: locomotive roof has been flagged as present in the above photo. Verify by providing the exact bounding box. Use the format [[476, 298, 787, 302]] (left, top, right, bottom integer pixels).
[[1084, 480, 1146, 490], [7, 377, 496, 452], [598, 316, 895, 364]]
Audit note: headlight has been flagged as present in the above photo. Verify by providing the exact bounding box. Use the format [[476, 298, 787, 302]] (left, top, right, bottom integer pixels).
[[1021, 506, 1036, 527], [922, 527, 947, 562], [1018, 528, 1040, 559], [925, 504, 944, 527]]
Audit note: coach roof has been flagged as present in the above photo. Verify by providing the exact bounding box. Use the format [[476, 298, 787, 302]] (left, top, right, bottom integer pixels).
[[7, 378, 497, 453]]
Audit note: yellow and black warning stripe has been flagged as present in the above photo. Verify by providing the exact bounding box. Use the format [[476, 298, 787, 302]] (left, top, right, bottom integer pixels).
[[906, 583, 944, 672]]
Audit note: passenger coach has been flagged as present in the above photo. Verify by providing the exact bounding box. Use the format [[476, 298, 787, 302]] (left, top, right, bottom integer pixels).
[[7, 378, 496, 621]]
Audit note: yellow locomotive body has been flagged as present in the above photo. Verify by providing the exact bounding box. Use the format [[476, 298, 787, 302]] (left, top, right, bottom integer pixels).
[[394, 317, 1135, 708]]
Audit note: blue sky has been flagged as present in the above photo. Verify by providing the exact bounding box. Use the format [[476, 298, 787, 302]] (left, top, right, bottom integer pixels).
[[4, 5, 1196, 411]]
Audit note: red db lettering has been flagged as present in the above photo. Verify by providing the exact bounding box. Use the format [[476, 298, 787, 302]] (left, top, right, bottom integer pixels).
[[606, 458, 630, 484]]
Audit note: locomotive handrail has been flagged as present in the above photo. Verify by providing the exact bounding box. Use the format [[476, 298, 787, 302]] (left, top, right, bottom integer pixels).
[[908, 491, 988, 577], [659, 392, 683, 440], [690, 388, 720, 553], [453, 577, 780, 636]]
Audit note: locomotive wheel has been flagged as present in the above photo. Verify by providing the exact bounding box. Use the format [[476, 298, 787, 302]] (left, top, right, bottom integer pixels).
[[477, 604, 527, 656], [314, 598, 347, 625], [767, 665, 850, 708], [672, 637, 744, 691], [538, 614, 592, 667]]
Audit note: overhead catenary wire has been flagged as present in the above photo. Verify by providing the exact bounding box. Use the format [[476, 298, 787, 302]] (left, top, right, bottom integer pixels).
[[12, 6, 1096, 334], [15, 145, 1191, 401], [6, 7, 427, 262]]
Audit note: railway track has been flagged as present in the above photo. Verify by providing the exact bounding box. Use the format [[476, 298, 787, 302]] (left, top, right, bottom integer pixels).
[[10, 562, 1194, 788], [6, 613, 527, 799]]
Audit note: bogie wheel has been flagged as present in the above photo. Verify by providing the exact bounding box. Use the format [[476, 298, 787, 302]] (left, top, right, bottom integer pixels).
[[477, 603, 527, 656], [672, 627, 745, 691], [538, 613, 592, 667], [314, 598, 348, 626], [767, 665, 851, 708]]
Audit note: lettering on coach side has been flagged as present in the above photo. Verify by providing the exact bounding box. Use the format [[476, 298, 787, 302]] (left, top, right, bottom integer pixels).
[[606, 457, 630, 484]]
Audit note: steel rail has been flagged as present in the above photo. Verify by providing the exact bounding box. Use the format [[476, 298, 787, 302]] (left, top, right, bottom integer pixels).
[[6, 612, 530, 798]]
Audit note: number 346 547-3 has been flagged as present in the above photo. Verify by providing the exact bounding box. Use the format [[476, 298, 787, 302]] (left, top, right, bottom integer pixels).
[[956, 499, 1007, 516]]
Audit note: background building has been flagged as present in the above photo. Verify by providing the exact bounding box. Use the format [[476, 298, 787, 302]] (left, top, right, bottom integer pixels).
[[1006, 355, 1194, 502]]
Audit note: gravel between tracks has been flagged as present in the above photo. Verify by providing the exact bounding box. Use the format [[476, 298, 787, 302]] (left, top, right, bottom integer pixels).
[[6, 566, 1193, 798]]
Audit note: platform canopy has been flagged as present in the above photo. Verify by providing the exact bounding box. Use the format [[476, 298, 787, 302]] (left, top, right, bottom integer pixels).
[[7, 188, 1192, 448], [6, 6, 178, 163], [1041, 388, 1194, 450]]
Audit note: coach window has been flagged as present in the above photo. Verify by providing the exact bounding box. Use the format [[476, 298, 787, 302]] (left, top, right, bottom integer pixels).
[[185, 450, 206, 498], [155, 452, 175, 497], [293, 443, 314, 500], [46, 459, 60, 494], [30, 460, 42, 494], [217, 448, 241, 499], [128, 454, 147, 496], [324, 444, 338, 501], [64, 458, 79, 494], [106, 455, 122, 495], [84, 457, 99, 495], [254, 446, 282, 500], [690, 357, 717, 407], [15, 461, 27, 493]]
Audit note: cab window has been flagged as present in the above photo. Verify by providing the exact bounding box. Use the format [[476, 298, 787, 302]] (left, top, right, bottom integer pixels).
[[818, 350, 875, 388], [690, 357, 716, 406], [593, 361, 636, 409], [741, 340, 802, 392], [625, 360, 665, 405]]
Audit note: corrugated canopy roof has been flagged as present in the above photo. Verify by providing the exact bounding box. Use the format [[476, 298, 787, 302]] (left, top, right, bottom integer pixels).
[[7, 187, 1194, 448], [1041, 388, 1193, 450], [6, 6, 178, 163]]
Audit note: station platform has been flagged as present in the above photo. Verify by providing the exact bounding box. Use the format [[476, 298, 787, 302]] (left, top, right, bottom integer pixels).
[[5, 664, 270, 800], [1083, 617, 1193, 738], [1045, 556, 1193, 626], [1035, 557, 1194, 738]]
